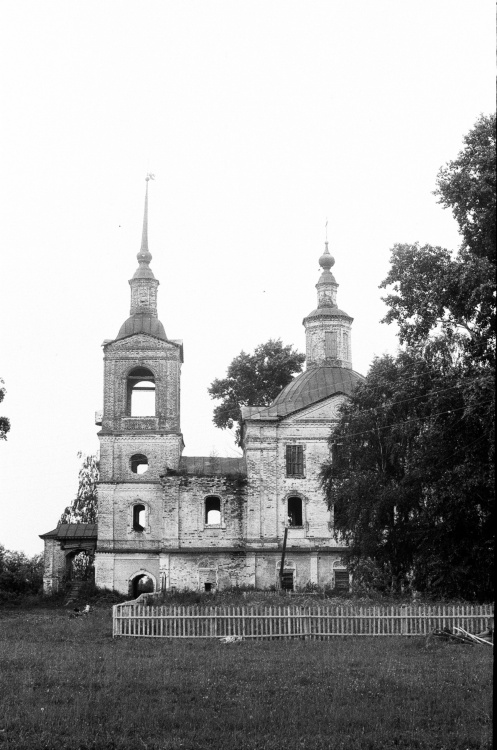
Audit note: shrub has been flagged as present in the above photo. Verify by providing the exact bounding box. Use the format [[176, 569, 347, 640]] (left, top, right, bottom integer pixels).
[[0, 545, 43, 596]]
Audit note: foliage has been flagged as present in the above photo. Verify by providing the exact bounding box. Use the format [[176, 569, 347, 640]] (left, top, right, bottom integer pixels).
[[380, 114, 496, 367], [434, 112, 496, 264], [59, 452, 99, 525], [0, 545, 43, 598], [321, 351, 494, 600], [208, 338, 305, 445], [0, 378, 10, 441], [68, 550, 94, 581], [322, 115, 495, 601]]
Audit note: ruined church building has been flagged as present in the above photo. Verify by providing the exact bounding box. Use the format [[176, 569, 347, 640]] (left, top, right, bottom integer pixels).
[[41, 180, 363, 596]]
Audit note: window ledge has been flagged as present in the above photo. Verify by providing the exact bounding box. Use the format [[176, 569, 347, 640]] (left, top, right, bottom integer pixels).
[[203, 524, 226, 530]]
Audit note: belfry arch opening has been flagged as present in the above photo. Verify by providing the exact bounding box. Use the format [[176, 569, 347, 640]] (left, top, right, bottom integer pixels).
[[130, 454, 149, 475], [127, 367, 156, 417], [205, 496, 221, 525]]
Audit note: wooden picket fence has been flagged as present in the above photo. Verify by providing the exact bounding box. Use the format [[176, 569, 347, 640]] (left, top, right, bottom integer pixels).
[[112, 602, 493, 639]]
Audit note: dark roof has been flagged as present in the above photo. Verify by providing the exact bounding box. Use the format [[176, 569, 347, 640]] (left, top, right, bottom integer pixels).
[[39, 523, 98, 540], [115, 313, 168, 342], [179, 456, 247, 476], [303, 306, 353, 322], [242, 366, 363, 420]]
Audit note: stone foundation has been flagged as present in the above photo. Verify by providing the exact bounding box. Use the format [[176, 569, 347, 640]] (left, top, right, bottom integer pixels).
[[94, 549, 347, 594]]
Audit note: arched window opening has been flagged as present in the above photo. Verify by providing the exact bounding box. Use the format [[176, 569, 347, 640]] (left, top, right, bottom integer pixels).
[[130, 454, 149, 475], [127, 367, 156, 417], [205, 496, 221, 525], [133, 504, 146, 532], [288, 496, 303, 527], [131, 573, 154, 599]]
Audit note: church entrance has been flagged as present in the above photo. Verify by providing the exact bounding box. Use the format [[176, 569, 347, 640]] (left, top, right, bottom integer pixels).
[[131, 573, 154, 599]]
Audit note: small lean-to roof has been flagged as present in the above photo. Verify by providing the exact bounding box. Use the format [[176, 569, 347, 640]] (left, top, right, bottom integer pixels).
[[179, 456, 247, 476], [242, 366, 363, 421], [39, 523, 98, 540]]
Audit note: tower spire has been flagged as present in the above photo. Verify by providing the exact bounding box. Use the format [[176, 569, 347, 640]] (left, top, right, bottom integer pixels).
[[126, 174, 161, 321], [114, 173, 168, 340], [137, 173, 155, 266]]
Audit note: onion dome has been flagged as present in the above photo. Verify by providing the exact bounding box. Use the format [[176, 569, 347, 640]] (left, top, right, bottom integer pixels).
[[318, 241, 335, 272]]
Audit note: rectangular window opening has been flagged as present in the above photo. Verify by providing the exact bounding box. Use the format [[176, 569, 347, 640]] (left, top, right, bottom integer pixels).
[[286, 445, 304, 477], [325, 331, 338, 359], [334, 570, 349, 591]]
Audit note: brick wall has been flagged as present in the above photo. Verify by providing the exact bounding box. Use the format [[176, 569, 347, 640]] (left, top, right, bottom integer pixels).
[[96, 549, 345, 594], [42, 539, 66, 593]]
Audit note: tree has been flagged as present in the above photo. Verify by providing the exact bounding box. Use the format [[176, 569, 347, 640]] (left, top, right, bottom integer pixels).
[[321, 114, 495, 600], [0, 379, 10, 440], [435, 113, 495, 265], [321, 351, 494, 600], [59, 452, 99, 525], [380, 114, 496, 367], [208, 339, 305, 445]]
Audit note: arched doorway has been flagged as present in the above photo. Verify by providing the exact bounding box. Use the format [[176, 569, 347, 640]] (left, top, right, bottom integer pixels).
[[130, 572, 155, 599], [65, 549, 94, 582]]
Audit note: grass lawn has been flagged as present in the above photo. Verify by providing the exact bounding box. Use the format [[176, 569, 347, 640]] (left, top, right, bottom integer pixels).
[[0, 604, 492, 750]]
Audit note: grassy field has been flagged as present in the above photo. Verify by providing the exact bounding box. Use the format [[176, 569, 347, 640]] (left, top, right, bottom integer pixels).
[[0, 603, 492, 750]]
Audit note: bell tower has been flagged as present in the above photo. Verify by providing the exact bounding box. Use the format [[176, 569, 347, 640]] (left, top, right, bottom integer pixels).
[[97, 175, 184, 487], [95, 176, 184, 590]]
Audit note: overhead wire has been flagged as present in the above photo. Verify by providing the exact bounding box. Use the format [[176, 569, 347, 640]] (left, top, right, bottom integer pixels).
[[330, 377, 492, 424], [330, 398, 494, 444]]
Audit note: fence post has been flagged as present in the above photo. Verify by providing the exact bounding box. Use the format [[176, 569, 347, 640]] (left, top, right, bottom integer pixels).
[[400, 604, 408, 636]]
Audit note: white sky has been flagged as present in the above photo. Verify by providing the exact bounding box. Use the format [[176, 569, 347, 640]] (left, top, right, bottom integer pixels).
[[0, 1, 494, 556]]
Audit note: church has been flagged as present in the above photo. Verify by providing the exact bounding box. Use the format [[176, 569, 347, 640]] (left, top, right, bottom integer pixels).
[[41, 180, 363, 596]]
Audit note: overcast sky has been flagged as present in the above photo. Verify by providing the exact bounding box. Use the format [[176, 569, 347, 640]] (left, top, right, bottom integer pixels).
[[0, 1, 494, 556]]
